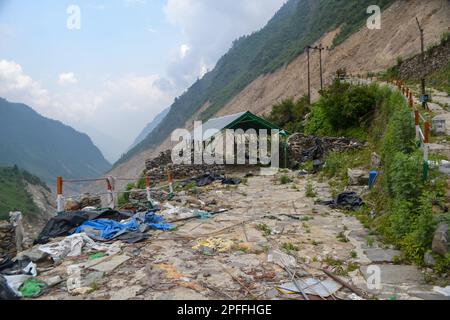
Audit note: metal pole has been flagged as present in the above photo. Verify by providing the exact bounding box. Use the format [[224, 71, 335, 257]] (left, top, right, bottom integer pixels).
[[56, 176, 64, 213], [106, 177, 114, 209], [307, 47, 311, 104], [319, 45, 323, 91], [415, 110, 420, 140], [416, 18, 426, 109], [424, 121, 430, 180]]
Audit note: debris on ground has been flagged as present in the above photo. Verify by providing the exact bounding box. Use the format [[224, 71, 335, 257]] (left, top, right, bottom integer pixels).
[[288, 133, 366, 168], [1, 168, 447, 301]]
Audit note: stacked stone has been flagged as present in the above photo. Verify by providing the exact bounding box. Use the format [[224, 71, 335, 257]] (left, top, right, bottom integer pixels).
[[144, 149, 226, 184], [397, 40, 450, 80], [287, 133, 365, 166], [0, 221, 16, 258]]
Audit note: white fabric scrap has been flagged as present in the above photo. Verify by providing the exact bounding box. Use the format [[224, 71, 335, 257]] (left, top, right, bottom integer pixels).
[[38, 233, 110, 262], [4, 275, 32, 296]]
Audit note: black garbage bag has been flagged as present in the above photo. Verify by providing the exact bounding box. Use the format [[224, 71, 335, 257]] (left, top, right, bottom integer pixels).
[[221, 178, 241, 185], [35, 209, 133, 245], [0, 257, 33, 276], [334, 192, 364, 210], [0, 275, 19, 300]]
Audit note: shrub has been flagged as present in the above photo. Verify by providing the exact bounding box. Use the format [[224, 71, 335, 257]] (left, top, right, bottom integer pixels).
[[266, 95, 310, 132], [305, 81, 378, 137]]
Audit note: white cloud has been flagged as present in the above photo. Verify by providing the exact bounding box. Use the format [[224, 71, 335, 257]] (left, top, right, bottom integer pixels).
[[179, 44, 190, 59], [0, 59, 175, 148], [0, 59, 50, 109], [164, 0, 286, 87], [58, 72, 78, 85]]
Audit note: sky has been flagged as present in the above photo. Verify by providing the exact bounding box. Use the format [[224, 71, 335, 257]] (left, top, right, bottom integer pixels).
[[0, 0, 286, 163]]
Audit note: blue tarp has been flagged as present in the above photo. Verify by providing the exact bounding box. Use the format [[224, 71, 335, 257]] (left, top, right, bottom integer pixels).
[[75, 211, 174, 241], [75, 219, 139, 241]]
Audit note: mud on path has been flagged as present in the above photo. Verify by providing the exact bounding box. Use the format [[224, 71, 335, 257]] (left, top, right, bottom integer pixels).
[[38, 172, 445, 301]]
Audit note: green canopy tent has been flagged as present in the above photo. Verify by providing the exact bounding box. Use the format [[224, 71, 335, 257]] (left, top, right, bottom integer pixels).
[[187, 111, 289, 167]]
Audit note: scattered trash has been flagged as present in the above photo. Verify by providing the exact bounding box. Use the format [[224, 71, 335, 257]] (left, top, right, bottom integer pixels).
[[268, 250, 297, 269], [278, 278, 342, 298], [193, 238, 234, 253], [368, 171, 379, 189], [89, 252, 108, 261], [39, 233, 110, 262], [0, 275, 19, 300], [182, 173, 242, 188], [36, 209, 132, 244], [347, 169, 369, 186], [75, 219, 140, 241], [4, 274, 32, 296], [288, 133, 365, 168], [348, 293, 364, 300], [334, 192, 364, 210], [19, 278, 47, 298]]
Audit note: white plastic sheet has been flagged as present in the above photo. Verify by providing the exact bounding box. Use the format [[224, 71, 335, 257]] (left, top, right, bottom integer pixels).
[[38, 233, 110, 262]]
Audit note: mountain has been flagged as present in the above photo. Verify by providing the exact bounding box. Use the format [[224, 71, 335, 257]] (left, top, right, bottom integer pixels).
[[0, 98, 112, 187], [98, 0, 449, 194], [0, 166, 55, 221], [75, 123, 129, 164], [128, 108, 170, 152], [116, 0, 395, 167]]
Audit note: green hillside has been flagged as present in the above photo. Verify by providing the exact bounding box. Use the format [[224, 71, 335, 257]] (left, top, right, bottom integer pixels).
[[0, 166, 49, 220], [117, 0, 395, 166], [0, 98, 112, 186]]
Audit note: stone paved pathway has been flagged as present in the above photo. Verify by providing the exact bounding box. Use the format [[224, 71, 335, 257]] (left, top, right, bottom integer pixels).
[[37, 172, 448, 300]]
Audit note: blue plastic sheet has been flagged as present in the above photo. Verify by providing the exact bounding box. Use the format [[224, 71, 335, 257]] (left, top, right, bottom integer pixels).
[[75, 211, 174, 241], [75, 219, 139, 240], [144, 212, 175, 231]]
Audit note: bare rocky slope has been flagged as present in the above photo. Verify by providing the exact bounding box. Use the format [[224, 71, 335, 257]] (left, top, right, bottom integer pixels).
[[89, 0, 450, 194]]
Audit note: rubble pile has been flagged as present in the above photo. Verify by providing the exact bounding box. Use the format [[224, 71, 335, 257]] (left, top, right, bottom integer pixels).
[[288, 133, 365, 167], [64, 194, 102, 211], [0, 222, 16, 258], [144, 150, 226, 183]]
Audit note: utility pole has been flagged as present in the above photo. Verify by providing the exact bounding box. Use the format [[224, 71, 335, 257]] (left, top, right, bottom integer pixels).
[[416, 17, 427, 110], [308, 44, 328, 91]]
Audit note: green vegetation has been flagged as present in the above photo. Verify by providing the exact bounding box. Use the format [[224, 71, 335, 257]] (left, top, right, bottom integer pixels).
[[117, 183, 135, 207], [0, 166, 47, 220], [305, 180, 317, 198], [117, 0, 395, 167], [315, 83, 449, 269], [256, 223, 272, 237], [305, 80, 378, 140], [381, 32, 450, 94], [428, 61, 450, 95], [279, 175, 291, 185], [265, 96, 310, 133], [282, 242, 299, 253]]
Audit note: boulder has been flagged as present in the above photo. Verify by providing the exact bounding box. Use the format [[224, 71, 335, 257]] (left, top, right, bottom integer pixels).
[[347, 168, 369, 186], [432, 223, 449, 256]]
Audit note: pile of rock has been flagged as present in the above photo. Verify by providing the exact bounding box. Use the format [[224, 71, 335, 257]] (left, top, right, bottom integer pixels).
[[288, 133, 365, 167], [144, 149, 226, 184], [398, 40, 450, 81], [64, 194, 102, 211], [0, 222, 16, 258]]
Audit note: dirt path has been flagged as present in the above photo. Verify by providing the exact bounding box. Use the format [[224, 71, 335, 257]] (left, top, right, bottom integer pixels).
[[37, 172, 447, 301]]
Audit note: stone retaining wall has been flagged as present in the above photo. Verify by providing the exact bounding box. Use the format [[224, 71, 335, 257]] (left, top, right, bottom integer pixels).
[[0, 222, 16, 258]]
